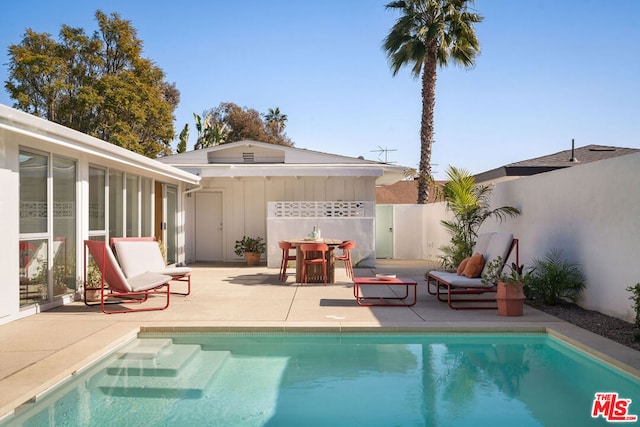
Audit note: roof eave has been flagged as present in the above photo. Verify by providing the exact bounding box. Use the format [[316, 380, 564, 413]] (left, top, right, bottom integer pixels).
[[1, 104, 201, 185]]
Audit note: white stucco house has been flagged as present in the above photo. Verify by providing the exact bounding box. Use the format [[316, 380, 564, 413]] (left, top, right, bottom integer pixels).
[[0, 104, 200, 325], [0, 104, 408, 324], [157, 141, 407, 268]]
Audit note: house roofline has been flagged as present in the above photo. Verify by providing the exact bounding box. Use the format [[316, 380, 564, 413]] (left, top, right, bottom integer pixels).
[[474, 165, 567, 183], [1, 104, 201, 185]]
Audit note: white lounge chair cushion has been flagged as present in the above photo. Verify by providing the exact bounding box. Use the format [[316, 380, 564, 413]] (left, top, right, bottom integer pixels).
[[429, 271, 492, 289], [156, 266, 191, 277], [114, 241, 191, 278], [104, 243, 135, 292], [127, 272, 174, 292], [481, 232, 514, 276], [473, 232, 495, 254]]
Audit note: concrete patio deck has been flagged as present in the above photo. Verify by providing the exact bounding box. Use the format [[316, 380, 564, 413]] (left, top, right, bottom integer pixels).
[[1, 260, 639, 419]]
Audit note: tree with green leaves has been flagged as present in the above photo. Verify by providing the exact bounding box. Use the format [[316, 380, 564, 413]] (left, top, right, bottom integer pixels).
[[176, 123, 189, 153], [191, 102, 293, 149], [5, 10, 179, 158], [439, 166, 520, 268], [383, 0, 483, 204], [193, 112, 229, 149]]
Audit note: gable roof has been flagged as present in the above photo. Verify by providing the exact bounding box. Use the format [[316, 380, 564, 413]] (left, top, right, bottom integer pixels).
[[158, 140, 408, 185], [475, 144, 639, 184]]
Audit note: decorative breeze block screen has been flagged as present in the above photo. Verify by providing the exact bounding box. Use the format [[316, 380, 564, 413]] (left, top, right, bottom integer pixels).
[[269, 201, 373, 218]]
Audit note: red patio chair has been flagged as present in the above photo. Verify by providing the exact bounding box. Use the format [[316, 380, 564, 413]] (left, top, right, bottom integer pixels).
[[335, 240, 355, 278], [300, 243, 329, 285], [110, 237, 191, 296], [278, 240, 296, 281], [83, 240, 172, 314]]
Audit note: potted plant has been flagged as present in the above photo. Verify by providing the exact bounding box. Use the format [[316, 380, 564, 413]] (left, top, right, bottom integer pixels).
[[234, 236, 266, 266], [482, 256, 528, 316], [83, 258, 104, 302]]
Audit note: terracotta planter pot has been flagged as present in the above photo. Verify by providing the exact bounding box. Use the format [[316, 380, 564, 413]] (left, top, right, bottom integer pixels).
[[85, 288, 102, 302], [244, 252, 262, 266], [496, 281, 525, 316]]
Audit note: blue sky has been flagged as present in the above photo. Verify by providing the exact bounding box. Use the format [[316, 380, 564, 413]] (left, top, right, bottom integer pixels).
[[1, 1, 639, 179]]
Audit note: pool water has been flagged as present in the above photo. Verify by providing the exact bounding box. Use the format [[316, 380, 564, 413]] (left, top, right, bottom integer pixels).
[[3, 333, 639, 426]]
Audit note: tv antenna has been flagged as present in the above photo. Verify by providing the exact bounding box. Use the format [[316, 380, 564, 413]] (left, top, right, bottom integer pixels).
[[371, 146, 397, 163]]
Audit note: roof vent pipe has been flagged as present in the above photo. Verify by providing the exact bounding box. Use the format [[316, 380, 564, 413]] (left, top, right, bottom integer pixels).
[[570, 138, 579, 162]]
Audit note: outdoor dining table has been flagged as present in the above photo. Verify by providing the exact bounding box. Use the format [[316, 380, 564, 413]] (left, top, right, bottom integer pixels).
[[284, 238, 343, 283]]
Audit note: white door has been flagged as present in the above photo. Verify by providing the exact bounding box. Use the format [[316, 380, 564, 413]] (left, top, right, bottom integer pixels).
[[195, 192, 223, 261]]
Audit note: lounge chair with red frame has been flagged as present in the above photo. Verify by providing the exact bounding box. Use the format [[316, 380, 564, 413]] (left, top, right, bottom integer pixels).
[[426, 232, 519, 310], [110, 237, 191, 296], [83, 240, 171, 314]]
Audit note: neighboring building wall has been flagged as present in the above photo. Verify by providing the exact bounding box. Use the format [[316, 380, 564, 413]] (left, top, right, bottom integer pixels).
[[186, 176, 376, 263], [483, 152, 640, 322]]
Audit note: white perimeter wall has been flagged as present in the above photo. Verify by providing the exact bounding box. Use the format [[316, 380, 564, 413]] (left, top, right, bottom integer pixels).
[[482, 152, 640, 322], [385, 153, 639, 322], [382, 203, 452, 260]]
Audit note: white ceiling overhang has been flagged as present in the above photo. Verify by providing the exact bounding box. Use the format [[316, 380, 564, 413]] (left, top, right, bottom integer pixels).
[[180, 163, 405, 185]]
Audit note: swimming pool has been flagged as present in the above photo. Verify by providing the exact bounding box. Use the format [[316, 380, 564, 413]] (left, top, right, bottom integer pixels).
[[3, 332, 638, 426]]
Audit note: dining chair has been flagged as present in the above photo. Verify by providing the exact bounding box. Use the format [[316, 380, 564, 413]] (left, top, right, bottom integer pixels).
[[278, 241, 296, 281], [300, 243, 329, 285], [335, 240, 355, 278]]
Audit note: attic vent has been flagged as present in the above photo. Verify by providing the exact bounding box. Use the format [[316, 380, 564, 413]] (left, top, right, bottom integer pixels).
[[242, 152, 255, 163], [589, 147, 616, 152]]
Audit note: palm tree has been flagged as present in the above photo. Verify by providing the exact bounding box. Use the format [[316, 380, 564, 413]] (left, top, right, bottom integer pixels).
[[264, 107, 288, 136], [439, 166, 520, 267], [383, 0, 483, 204]]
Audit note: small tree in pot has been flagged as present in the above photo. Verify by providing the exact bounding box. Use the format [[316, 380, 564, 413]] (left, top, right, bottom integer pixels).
[[482, 256, 529, 316], [234, 236, 266, 266]]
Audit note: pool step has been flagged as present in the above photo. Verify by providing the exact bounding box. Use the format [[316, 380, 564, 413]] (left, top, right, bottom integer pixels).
[[94, 340, 231, 399], [107, 342, 201, 377], [114, 338, 172, 360]]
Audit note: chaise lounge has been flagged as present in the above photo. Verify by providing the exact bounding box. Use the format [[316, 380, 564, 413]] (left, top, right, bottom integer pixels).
[[83, 240, 172, 314], [110, 237, 192, 296], [426, 232, 519, 310]]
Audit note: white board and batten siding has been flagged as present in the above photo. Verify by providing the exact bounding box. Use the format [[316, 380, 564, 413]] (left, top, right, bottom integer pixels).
[[185, 176, 376, 264]]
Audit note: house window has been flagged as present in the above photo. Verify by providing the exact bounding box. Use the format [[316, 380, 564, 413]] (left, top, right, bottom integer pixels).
[[19, 151, 49, 306], [18, 150, 77, 305], [141, 177, 153, 236], [52, 156, 76, 297], [109, 170, 124, 238], [126, 174, 140, 237], [89, 167, 106, 234]]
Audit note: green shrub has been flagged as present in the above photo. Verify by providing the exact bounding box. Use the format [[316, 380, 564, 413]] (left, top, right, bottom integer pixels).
[[525, 249, 585, 305], [626, 283, 640, 340]]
